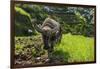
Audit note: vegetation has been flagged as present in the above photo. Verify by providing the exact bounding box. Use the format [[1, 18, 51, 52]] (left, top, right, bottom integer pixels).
[[54, 34, 94, 63], [14, 3, 95, 65], [15, 4, 95, 37], [15, 34, 94, 65]]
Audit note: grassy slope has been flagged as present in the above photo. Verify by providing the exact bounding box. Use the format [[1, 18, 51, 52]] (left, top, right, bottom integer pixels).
[[54, 33, 94, 63]]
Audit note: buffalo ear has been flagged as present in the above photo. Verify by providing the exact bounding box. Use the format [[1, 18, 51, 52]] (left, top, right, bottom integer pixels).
[[31, 19, 43, 33]]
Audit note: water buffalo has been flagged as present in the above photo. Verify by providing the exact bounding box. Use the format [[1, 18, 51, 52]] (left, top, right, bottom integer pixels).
[[31, 17, 62, 52]]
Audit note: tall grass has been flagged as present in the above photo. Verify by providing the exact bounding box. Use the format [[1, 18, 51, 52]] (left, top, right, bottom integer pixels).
[[53, 33, 94, 63]]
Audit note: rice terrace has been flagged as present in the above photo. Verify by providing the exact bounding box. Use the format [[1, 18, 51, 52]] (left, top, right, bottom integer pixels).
[[15, 34, 94, 65], [12, 1, 96, 67]]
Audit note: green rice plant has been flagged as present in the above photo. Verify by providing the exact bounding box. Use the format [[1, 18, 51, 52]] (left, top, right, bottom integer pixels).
[[53, 33, 94, 63]]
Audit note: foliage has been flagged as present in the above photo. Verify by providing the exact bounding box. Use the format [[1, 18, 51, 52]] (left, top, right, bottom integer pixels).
[[15, 6, 31, 20], [15, 34, 94, 65], [54, 34, 94, 62], [14, 4, 95, 37], [15, 6, 36, 36]]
